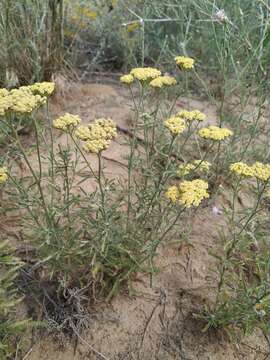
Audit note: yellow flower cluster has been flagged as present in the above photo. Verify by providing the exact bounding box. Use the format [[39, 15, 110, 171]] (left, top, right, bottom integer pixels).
[[28, 82, 55, 97], [0, 82, 54, 116], [251, 162, 270, 182], [149, 76, 177, 88], [9, 88, 46, 114], [178, 160, 211, 176], [199, 126, 233, 141], [178, 109, 206, 122], [75, 118, 117, 154], [166, 179, 209, 207], [0, 167, 7, 183], [120, 74, 134, 85], [53, 113, 81, 131], [230, 161, 270, 182], [229, 162, 254, 178], [175, 56, 194, 70], [130, 67, 161, 81], [75, 125, 92, 140], [164, 116, 186, 136], [165, 186, 179, 203]]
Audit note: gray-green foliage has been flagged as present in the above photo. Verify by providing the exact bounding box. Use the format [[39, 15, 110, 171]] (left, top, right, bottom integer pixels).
[[0, 0, 64, 87]]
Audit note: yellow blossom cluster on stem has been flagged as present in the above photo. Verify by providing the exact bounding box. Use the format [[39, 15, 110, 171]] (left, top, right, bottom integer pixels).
[[0, 167, 8, 183], [164, 116, 186, 136], [251, 162, 270, 182], [0, 82, 55, 117], [28, 82, 55, 97], [199, 126, 233, 141], [229, 162, 254, 178], [149, 75, 177, 88], [120, 74, 134, 85], [178, 160, 211, 176], [75, 118, 117, 154], [177, 109, 206, 122], [166, 179, 209, 208], [129, 67, 161, 82], [230, 161, 270, 182], [175, 56, 195, 70], [53, 113, 81, 132]]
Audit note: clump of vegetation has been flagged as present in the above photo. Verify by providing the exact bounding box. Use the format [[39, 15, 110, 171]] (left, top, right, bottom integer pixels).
[[0, 240, 28, 359], [2, 0, 270, 356]]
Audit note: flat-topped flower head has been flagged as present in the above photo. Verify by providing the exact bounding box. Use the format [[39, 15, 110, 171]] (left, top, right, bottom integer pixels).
[[0, 167, 8, 183], [178, 179, 209, 208], [130, 67, 161, 81], [120, 74, 134, 85], [29, 82, 55, 97], [198, 126, 233, 141], [8, 88, 46, 114], [166, 179, 209, 207], [175, 56, 194, 70], [53, 113, 81, 131], [150, 76, 177, 88], [178, 160, 211, 176], [164, 116, 186, 136], [178, 109, 206, 122], [251, 162, 270, 182], [229, 162, 254, 178], [77, 118, 117, 154]]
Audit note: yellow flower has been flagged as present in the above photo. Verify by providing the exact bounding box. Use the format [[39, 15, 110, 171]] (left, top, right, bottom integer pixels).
[[150, 76, 177, 88], [178, 179, 209, 208], [178, 109, 206, 122], [166, 180, 209, 207], [29, 82, 55, 97], [175, 56, 194, 70], [53, 113, 81, 131], [120, 74, 134, 85], [112, 0, 118, 8], [76, 118, 117, 154], [8, 88, 46, 114], [251, 162, 270, 182], [0, 167, 7, 183], [165, 186, 179, 203], [0, 88, 9, 97], [75, 125, 92, 141], [229, 162, 254, 178], [198, 126, 233, 141], [0, 96, 12, 116], [95, 118, 117, 140], [83, 138, 109, 154], [164, 116, 186, 135], [130, 67, 161, 81], [178, 160, 211, 176]]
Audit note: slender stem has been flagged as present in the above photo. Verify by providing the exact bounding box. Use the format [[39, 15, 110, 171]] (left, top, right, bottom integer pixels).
[[69, 132, 98, 181]]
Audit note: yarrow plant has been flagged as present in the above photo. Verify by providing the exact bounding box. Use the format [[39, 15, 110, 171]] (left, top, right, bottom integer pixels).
[[2, 50, 268, 350]]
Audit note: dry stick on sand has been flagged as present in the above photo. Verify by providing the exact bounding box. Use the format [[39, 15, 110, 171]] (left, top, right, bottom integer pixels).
[[70, 323, 111, 360]]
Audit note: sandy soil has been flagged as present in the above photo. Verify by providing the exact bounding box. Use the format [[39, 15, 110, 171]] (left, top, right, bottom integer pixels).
[[14, 80, 269, 360]]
